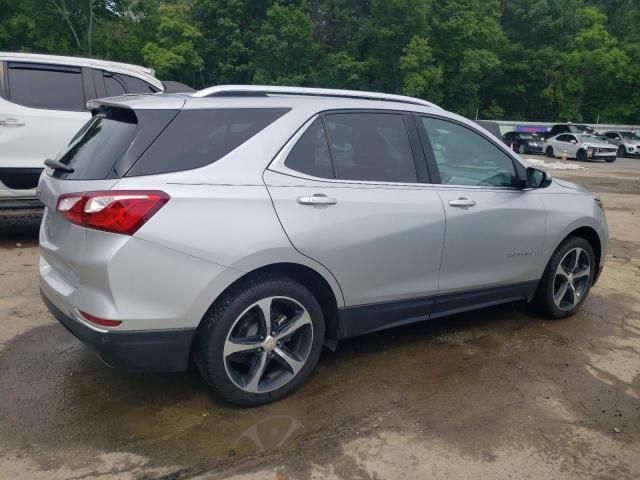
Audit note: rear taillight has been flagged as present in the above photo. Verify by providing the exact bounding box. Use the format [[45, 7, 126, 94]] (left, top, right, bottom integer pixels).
[[57, 190, 170, 235]]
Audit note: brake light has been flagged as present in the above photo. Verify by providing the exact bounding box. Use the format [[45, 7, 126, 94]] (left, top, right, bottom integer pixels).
[[78, 310, 122, 328], [57, 190, 170, 235]]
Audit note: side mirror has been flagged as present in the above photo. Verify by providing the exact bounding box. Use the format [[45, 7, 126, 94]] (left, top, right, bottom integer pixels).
[[526, 167, 552, 189], [570, 140, 577, 144]]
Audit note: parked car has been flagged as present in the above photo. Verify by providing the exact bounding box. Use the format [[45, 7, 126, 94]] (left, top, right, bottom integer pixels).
[[544, 133, 617, 162], [602, 130, 640, 158], [549, 123, 596, 137], [39, 86, 608, 406], [503, 131, 545, 154], [0, 52, 163, 210]]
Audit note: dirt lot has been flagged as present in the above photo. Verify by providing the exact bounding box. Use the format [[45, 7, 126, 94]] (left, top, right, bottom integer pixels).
[[1, 159, 639, 480]]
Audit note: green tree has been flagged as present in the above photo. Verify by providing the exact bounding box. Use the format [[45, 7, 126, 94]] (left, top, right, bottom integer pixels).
[[142, 1, 204, 84], [253, 3, 317, 85]]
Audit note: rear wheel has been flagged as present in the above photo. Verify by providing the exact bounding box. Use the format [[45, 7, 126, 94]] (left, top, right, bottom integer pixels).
[[194, 275, 325, 406], [533, 236, 595, 319], [546, 146, 554, 158]]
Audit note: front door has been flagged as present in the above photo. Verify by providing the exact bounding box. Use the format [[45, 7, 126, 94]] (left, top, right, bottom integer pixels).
[[416, 115, 546, 307]]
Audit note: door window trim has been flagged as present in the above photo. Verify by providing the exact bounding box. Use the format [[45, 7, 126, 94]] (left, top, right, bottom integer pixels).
[[268, 108, 434, 187], [412, 112, 526, 190]]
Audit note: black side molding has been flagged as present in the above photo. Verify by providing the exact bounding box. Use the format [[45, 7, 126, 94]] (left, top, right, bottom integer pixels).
[[336, 281, 538, 340]]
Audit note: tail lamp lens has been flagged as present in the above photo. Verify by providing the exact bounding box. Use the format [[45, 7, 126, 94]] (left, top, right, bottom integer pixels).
[[78, 310, 122, 328], [56, 190, 170, 235]]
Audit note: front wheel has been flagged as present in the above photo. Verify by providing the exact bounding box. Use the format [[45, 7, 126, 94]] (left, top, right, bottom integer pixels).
[[533, 236, 595, 319], [618, 146, 626, 158], [194, 275, 325, 406], [519, 143, 527, 154], [546, 146, 554, 158], [576, 149, 587, 162]]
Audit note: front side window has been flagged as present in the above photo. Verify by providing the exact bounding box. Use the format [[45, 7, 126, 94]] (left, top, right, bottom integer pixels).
[[556, 134, 570, 142], [7, 62, 85, 111], [420, 117, 517, 188], [323, 113, 418, 183]]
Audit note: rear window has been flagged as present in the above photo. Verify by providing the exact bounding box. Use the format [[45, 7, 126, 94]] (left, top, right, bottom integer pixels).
[[50, 108, 138, 179], [128, 108, 289, 176]]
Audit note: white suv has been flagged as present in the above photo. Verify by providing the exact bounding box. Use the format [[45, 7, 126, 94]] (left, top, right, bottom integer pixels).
[[0, 52, 163, 209]]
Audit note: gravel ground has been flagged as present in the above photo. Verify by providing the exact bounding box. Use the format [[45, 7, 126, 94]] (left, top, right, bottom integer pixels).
[[0, 162, 638, 480]]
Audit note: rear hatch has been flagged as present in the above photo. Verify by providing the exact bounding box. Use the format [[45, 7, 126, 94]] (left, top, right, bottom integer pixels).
[[38, 97, 184, 285]]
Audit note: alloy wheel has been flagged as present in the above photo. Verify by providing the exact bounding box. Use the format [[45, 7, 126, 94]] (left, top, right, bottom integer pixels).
[[553, 247, 591, 311], [223, 296, 314, 394]]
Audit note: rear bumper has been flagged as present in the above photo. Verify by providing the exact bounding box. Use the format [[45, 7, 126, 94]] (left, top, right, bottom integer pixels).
[[41, 289, 195, 372]]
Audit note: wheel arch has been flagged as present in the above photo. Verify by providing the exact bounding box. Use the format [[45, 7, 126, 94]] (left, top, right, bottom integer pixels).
[[195, 262, 342, 342], [565, 226, 602, 270]]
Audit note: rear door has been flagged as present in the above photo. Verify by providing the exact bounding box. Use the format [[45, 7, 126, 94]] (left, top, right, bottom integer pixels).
[[0, 62, 91, 174], [415, 114, 546, 310], [266, 111, 446, 334]]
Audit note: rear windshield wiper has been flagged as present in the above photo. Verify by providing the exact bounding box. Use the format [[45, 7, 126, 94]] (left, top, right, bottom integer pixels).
[[44, 159, 74, 173]]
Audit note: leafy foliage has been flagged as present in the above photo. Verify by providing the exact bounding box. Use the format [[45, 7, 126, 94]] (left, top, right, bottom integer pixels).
[[1, 0, 639, 122]]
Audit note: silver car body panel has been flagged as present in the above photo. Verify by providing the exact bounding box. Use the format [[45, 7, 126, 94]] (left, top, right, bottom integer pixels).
[[38, 90, 608, 343]]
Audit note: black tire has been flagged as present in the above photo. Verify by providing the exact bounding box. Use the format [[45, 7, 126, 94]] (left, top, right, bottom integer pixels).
[[546, 146, 554, 158], [194, 275, 325, 406], [532, 236, 596, 319], [576, 149, 587, 162], [519, 143, 527, 154], [618, 146, 626, 158], [606, 156, 616, 163]]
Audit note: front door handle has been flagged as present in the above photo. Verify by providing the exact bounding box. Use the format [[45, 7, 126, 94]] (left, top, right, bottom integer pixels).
[[297, 194, 338, 206], [449, 197, 476, 207], [0, 118, 26, 127]]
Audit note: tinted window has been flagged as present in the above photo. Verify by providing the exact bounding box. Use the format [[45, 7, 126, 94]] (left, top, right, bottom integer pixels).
[[285, 118, 334, 178], [556, 134, 570, 142], [420, 117, 517, 188], [323, 113, 417, 183], [51, 108, 138, 179], [129, 108, 289, 176], [103, 72, 127, 96], [7, 62, 85, 111], [103, 71, 158, 96], [121, 74, 158, 94]]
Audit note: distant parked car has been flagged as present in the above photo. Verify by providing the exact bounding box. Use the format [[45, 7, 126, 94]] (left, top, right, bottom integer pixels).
[[602, 131, 640, 158], [544, 133, 617, 162], [0, 52, 163, 210], [503, 131, 544, 154], [549, 123, 596, 137]]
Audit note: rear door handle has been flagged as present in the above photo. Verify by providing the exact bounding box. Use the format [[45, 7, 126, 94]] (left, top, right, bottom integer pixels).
[[0, 118, 26, 127], [448, 197, 476, 207], [297, 194, 338, 206]]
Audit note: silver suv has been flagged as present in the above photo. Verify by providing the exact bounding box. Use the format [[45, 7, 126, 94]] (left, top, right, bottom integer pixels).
[[39, 86, 608, 406]]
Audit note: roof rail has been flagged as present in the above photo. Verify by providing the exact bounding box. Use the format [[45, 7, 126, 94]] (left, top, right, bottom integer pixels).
[[192, 85, 440, 109]]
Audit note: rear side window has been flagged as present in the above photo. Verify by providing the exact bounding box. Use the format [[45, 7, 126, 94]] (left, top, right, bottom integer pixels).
[[284, 118, 334, 178], [7, 62, 85, 111], [323, 113, 418, 183], [103, 71, 158, 96], [51, 108, 138, 179], [128, 108, 289, 176]]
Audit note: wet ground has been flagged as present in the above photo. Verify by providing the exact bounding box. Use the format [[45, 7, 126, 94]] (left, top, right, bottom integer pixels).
[[1, 159, 639, 479]]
